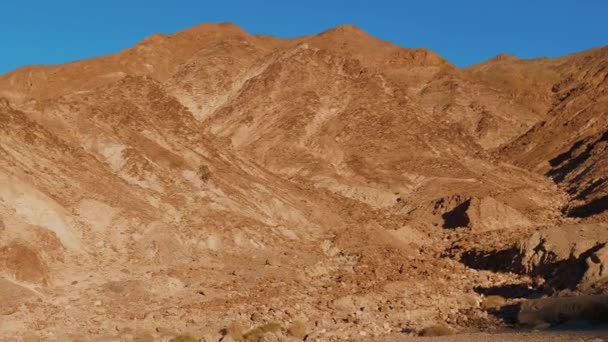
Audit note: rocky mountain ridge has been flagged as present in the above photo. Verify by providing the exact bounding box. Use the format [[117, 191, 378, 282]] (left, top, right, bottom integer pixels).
[[0, 23, 606, 340]]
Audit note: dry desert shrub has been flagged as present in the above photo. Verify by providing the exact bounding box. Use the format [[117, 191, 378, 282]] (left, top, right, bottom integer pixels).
[[223, 320, 246, 340], [242, 322, 281, 341], [198, 164, 211, 182], [169, 335, 198, 342], [224, 321, 282, 342], [287, 320, 307, 339], [419, 323, 455, 336], [481, 295, 507, 310]]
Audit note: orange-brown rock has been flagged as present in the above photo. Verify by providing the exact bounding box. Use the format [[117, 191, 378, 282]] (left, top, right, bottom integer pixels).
[[0, 22, 606, 339]]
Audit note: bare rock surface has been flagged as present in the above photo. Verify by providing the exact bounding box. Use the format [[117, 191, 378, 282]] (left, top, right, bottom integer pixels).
[[0, 23, 606, 340]]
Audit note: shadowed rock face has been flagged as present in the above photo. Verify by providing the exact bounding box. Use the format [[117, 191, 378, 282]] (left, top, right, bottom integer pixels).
[[460, 224, 608, 296], [0, 22, 606, 340], [443, 199, 472, 229], [518, 295, 608, 326]]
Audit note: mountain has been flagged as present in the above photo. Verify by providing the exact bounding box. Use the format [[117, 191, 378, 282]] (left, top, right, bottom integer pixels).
[[489, 47, 608, 220], [0, 23, 606, 340]]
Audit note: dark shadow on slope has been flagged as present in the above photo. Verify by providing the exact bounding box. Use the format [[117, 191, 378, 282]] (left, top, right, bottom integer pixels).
[[567, 164, 595, 188], [460, 247, 522, 273], [487, 303, 522, 325], [475, 284, 543, 299], [462, 243, 606, 293], [570, 178, 605, 200], [567, 194, 608, 218], [546, 130, 608, 184], [549, 139, 585, 167], [488, 296, 608, 328], [547, 143, 594, 183], [442, 199, 471, 229], [543, 243, 605, 293], [518, 295, 608, 326]]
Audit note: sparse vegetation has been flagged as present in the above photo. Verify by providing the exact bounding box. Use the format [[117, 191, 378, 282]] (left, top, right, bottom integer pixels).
[[223, 321, 282, 342], [224, 320, 246, 339], [419, 323, 455, 337], [287, 320, 307, 339], [242, 322, 281, 341], [170, 335, 198, 342], [481, 295, 507, 310], [198, 164, 211, 182]]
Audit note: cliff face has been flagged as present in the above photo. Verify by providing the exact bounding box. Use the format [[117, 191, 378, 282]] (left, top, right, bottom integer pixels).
[[0, 23, 606, 339]]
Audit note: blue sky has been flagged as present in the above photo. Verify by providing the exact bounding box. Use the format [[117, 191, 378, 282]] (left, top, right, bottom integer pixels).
[[1, 0, 606, 74]]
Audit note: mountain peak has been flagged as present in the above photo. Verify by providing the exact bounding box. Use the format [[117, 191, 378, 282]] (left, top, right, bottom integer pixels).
[[322, 24, 367, 35], [181, 21, 248, 36], [490, 53, 520, 62]]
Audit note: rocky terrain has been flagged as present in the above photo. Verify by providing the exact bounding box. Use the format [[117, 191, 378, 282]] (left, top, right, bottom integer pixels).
[[0, 23, 606, 341]]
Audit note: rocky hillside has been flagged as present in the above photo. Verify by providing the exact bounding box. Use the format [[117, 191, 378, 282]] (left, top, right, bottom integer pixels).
[[488, 47, 608, 220], [0, 23, 606, 340]]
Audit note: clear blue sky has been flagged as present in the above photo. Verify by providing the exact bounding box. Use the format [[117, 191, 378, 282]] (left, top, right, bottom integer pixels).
[[1, 0, 607, 74]]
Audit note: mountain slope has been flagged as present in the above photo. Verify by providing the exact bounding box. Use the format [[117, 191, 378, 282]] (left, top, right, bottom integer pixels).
[[0, 23, 287, 102], [0, 23, 606, 339], [496, 47, 608, 220]]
